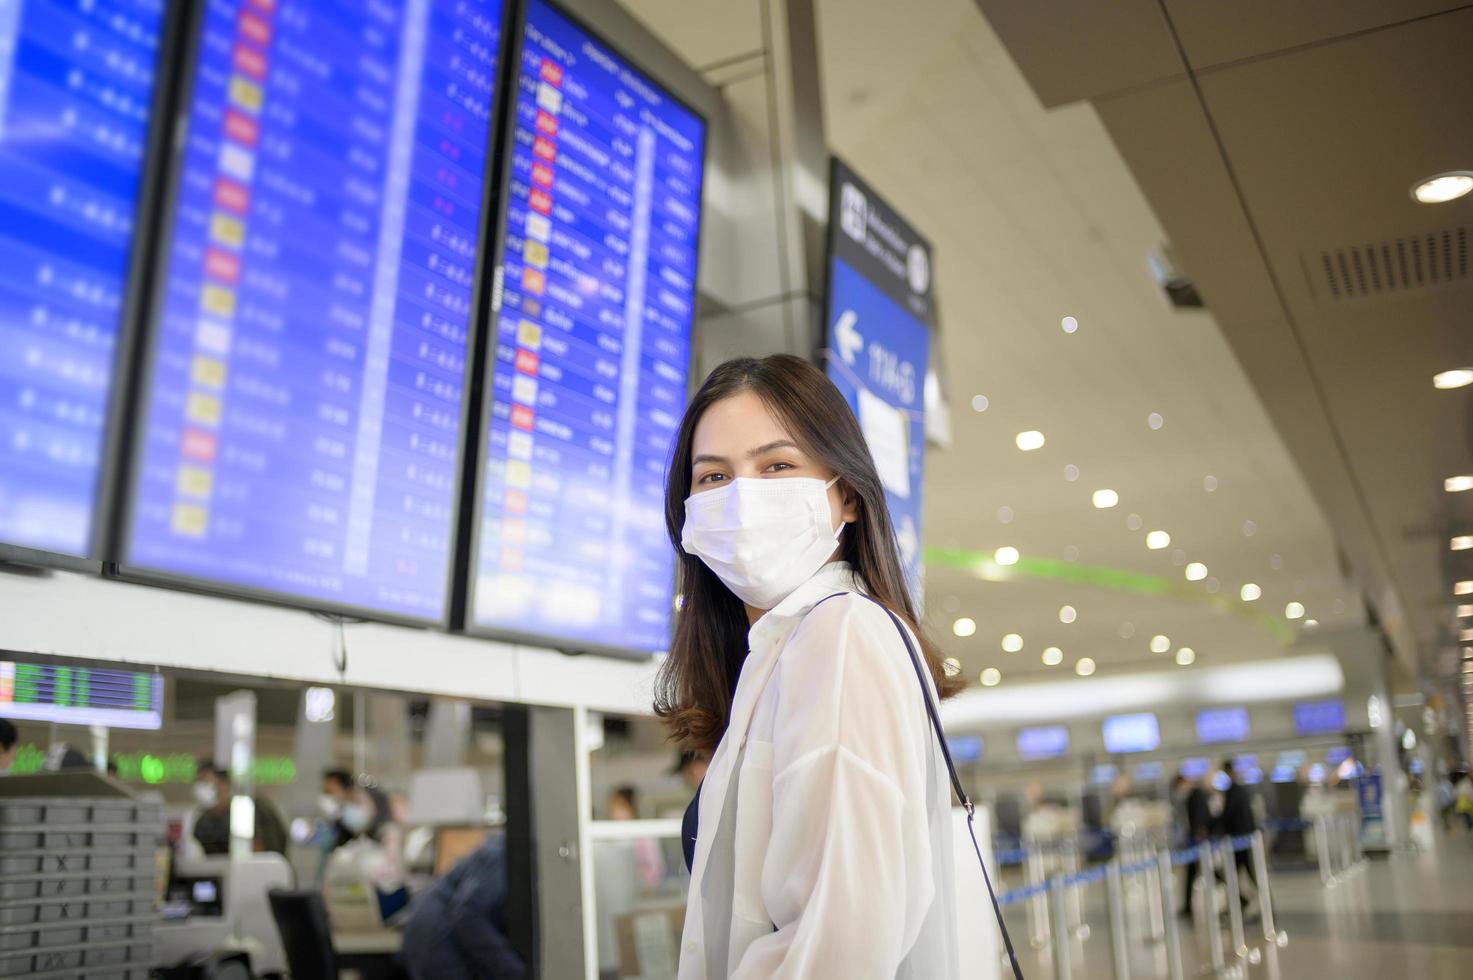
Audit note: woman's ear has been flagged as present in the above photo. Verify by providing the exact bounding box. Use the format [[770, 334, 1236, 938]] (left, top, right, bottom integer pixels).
[[840, 483, 861, 524]]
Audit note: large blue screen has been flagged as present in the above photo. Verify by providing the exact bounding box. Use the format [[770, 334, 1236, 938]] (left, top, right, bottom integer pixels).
[[469, 0, 703, 653], [0, 0, 164, 558], [125, 0, 506, 620]]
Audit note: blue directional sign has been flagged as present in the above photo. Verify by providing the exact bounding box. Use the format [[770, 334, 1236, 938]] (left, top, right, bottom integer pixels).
[[823, 158, 932, 590]]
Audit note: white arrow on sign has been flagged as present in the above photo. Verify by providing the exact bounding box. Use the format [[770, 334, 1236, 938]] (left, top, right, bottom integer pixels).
[[833, 309, 863, 365]]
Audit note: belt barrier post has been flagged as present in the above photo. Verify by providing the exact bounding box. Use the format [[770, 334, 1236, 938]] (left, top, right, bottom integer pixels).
[[1337, 816, 1353, 874], [1314, 815, 1335, 885], [1250, 830, 1287, 948], [1026, 847, 1050, 948], [1198, 843, 1227, 974], [1106, 860, 1131, 980], [1062, 838, 1089, 939], [1219, 840, 1248, 960], [1351, 814, 1365, 866], [1141, 836, 1166, 941], [1157, 850, 1186, 980], [1050, 875, 1073, 980]]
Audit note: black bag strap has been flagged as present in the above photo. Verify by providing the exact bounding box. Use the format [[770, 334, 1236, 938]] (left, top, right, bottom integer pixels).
[[814, 592, 1025, 980]]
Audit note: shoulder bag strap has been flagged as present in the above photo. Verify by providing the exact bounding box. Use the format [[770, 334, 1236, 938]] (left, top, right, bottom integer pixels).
[[811, 592, 1025, 980]]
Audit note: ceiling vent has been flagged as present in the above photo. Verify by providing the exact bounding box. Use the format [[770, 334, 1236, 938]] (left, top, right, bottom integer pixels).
[[1311, 226, 1468, 301]]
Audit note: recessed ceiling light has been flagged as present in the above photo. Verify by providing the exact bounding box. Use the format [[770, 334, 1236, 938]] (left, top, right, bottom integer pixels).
[[1241, 520, 1257, 537], [1462, 629, 1473, 643], [1185, 562, 1208, 582], [952, 617, 977, 638], [1092, 489, 1119, 509], [1458, 605, 1473, 618], [997, 506, 1015, 524], [1075, 657, 1096, 677], [1064, 464, 1080, 482], [1042, 646, 1063, 666], [995, 546, 1020, 566], [1434, 369, 1473, 390], [1176, 647, 1196, 666], [1062, 315, 1079, 334], [1126, 513, 1143, 531], [1147, 412, 1164, 430], [1459, 581, 1473, 596], [1411, 171, 1473, 204], [980, 667, 1002, 687], [1270, 554, 1284, 571], [1285, 601, 1305, 620], [1146, 530, 1171, 550], [1303, 619, 1319, 629], [1059, 605, 1077, 624], [943, 657, 961, 675], [971, 394, 990, 412], [1118, 621, 1135, 639], [1063, 544, 1080, 562], [1150, 634, 1170, 654], [1203, 475, 1218, 492], [1448, 476, 1473, 493], [1453, 536, 1473, 551], [1001, 633, 1024, 653], [1241, 583, 1262, 602], [1016, 430, 1046, 451]]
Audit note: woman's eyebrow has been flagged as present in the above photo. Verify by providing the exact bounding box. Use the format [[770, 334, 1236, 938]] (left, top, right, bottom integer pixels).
[[691, 440, 800, 468]]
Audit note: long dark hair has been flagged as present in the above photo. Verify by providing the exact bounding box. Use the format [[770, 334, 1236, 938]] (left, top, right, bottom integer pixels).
[[655, 354, 962, 751]]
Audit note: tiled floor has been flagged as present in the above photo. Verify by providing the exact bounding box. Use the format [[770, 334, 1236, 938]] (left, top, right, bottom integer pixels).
[[999, 831, 1473, 979]]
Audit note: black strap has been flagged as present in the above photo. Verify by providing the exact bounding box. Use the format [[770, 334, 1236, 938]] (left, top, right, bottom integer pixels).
[[814, 593, 1025, 980]]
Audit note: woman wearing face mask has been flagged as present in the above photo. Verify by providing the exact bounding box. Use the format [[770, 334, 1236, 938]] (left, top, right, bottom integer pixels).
[[659, 354, 965, 979]]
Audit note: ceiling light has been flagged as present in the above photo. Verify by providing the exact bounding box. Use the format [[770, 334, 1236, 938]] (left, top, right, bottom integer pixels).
[[1001, 633, 1024, 653], [1285, 601, 1305, 620], [1447, 476, 1473, 493], [1203, 475, 1218, 492], [1270, 554, 1284, 571], [971, 394, 989, 412], [997, 506, 1014, 524], [1016, 430, 1045, 451], [952, 617, 977, 638], [1458, 581, 1473, 596], [1434, 369, 1473, 390], [980, 667, 1002, 687], [1062, 315, 1079, 334], [1411, 171, 1473, 204], [1458, 605, 1473, 617], [995, 546, 1020, 566], [1303, 619, 1319, 629], [1147, 412, 1164, 430], [1453, 536, 1473, 551], [1092, 489, 1119, 509], [1185, 562, 1208, 581], [1150, 634, 1170, 654], [1059, 605, 1077, 624], [1126, 513, 1143, 531], [943, 657, 961, 675], [1146, 530, 1170, 550], [1240, 583, 1262, 602], [1075, 657, 1096, 677], [1462, 629, 1473, 643], [1042, 647, 1063, 666], [1175, 647, 1196, 666], [1241, 520, 1257, 537], [1064, 464, 1079, 482], [1063, 544, 1080, 562], [1118, 622, 1135, 639]]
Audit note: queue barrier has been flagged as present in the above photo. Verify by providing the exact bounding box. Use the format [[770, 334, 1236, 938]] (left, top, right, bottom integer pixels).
[[992, 830, 1290, 980]]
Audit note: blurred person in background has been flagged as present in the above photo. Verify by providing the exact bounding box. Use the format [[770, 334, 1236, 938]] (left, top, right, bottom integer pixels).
[[192, 762, 233, 856], [320, 767, 356, 847], [400, 833, 524, 980], [1214, 759, 1259, 910], [1455, 770, 1473, 832], [1178, 770, 1214, 918], [0, 718, 16, 774], [608, 785, 665, 887]]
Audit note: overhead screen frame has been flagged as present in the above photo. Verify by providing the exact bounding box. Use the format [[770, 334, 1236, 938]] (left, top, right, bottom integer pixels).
[[0, 0, 189, 574], [459, 0, 708, 660], [111, 0, 522, 629]]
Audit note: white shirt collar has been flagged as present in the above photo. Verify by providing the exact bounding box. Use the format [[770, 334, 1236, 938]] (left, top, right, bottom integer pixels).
[[747, 560, 866, 654]]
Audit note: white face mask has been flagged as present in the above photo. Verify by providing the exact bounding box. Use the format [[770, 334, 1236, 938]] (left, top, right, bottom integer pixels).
[[681, 475, 843, 610], [193, 782, 219, 808], [340, 802, 372, 834]]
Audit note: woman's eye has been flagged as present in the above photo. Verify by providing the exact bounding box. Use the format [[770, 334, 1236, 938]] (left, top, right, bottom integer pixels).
[[697, 472, 726, 485], [766, 462, 794, 473]]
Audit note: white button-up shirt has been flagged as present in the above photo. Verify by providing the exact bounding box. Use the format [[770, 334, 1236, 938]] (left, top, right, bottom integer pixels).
[[678, 562, 959, 979]]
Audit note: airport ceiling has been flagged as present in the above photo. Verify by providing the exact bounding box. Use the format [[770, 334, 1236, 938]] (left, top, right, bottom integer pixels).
[[622, 0, 1388, 689]]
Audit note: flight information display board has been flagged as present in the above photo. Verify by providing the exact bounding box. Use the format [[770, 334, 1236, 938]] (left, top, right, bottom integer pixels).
[[468, 0, 704, 654], [0, 0, 166, 561], [124, 0, 508, 621], [1195, 705, 1250, 744], [1102, 712, 1161, 753], [1, 660, 164, 730]]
